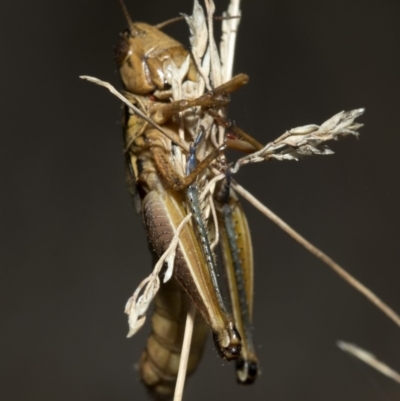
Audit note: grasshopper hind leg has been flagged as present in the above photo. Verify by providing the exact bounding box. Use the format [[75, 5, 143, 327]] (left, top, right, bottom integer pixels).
[[216, 173, 259, 384], [186, 132, 242, 361]]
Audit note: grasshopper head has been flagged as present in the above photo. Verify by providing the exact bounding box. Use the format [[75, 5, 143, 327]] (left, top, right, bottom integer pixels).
[[114, 22, 197, 95]]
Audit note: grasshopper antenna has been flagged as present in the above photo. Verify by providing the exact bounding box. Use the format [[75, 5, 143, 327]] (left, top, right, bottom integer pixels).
[[155, 16, 185, 30], [155, 15, 240, 30], [118, 0, 134, 27]]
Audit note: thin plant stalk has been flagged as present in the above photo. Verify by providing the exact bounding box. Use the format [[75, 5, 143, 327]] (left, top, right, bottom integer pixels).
[[232, 182, 400, 329], [338, 341, 400, 384], [174, 304, 197, 401]]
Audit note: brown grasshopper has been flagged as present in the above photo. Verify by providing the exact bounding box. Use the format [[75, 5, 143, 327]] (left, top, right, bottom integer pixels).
[[81, 0, 366, 399], [114, 0, 260, 397]]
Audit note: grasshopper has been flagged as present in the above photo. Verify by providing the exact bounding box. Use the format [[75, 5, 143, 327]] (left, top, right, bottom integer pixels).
[[114, 0, 260, 397], [82, 0, 367, 399]]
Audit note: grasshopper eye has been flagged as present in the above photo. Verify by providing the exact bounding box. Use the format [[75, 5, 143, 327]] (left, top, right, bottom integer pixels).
[[114, 31, 131, 67]]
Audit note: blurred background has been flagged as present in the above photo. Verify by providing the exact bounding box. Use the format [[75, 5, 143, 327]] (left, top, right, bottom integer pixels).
[[2, 0, 400, 400]]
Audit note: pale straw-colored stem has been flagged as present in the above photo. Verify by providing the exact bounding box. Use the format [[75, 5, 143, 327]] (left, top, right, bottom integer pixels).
[[174, 304, 197, 401], [338, 341, 400, 384], [222, 0, 241, 81], [233, 182, 400, 329]]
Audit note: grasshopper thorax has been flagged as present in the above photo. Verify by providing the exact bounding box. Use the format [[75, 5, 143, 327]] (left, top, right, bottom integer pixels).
[[114, 22, 198, 96]]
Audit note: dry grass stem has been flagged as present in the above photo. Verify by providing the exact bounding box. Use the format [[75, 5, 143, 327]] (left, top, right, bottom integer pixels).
[[338, 341, 400, 384], [79, 76, 190, 152], [220, 0, 241, 81], [174, 304, 197, 401], [233, 182, 400, 329]]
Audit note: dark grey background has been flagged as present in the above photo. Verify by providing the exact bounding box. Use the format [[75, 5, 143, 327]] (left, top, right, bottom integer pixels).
[[2, 1, 400, 400]]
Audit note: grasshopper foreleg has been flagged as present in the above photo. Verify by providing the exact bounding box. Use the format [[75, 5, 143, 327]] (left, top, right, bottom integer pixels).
[[147, 128, 223, 192], [151, 74, 250, 125]]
